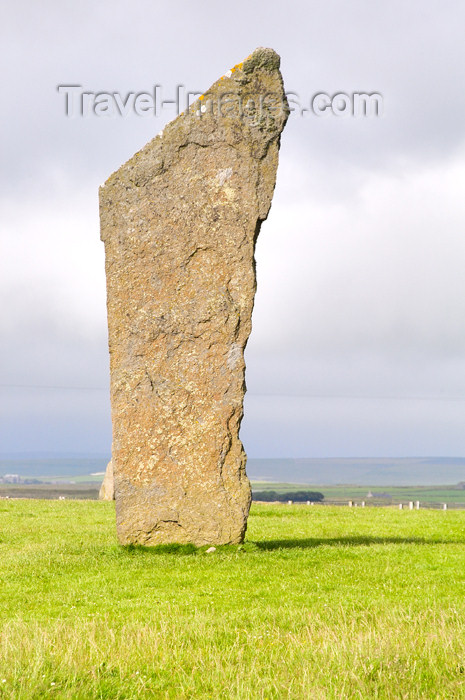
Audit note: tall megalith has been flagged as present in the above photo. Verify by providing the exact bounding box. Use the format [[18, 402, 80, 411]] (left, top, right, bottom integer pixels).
[[100, 48, 288, 545]]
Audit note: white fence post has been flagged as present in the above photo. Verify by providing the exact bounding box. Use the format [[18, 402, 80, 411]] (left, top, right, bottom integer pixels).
[[443, 503, 447, 511], [409, 501, 413, 510], [399, 503, 403, 510], [361, 501, 365, 508], [348, 501, 353, 508], [416, 501, 420, 510]]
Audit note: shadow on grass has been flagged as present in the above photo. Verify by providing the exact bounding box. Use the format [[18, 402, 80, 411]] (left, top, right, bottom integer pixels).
[[123, 543, 199, 555], [253, 535, 465, 550], [119, 535, 465, 556]]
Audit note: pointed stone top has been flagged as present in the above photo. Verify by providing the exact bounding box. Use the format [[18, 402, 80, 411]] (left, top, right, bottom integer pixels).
[[193, 46, 284, 110], [234, 47, 281, 73], [100, 48, 288, 196]]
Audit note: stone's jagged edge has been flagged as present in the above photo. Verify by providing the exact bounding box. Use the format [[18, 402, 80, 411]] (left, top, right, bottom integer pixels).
[[99, 48, 288, 546]]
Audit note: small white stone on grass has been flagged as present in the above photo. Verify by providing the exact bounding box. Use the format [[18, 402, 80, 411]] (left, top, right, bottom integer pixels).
[[206, 546, 216, 553]]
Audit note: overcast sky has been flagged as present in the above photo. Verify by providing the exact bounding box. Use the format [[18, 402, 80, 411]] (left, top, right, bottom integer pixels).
[[1, 0, 465, 458]]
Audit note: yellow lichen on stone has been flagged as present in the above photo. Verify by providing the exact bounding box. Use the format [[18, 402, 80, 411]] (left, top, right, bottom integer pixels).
[[230, 61, 244, 74]]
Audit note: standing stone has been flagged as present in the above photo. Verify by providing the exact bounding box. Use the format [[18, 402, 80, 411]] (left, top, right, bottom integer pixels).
[[99, 460, 115, 501], [99, 48, 288, 546]]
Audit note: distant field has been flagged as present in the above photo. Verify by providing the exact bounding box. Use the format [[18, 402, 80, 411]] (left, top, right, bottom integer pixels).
[[0, 483, 99, 500], [252, 482, 465, 506], [44, 474, 105, 483], [1, 501, 465, 698], [314, 483, 465, 505], [2, 480, 465, 506], [2, 455, 465, 507]]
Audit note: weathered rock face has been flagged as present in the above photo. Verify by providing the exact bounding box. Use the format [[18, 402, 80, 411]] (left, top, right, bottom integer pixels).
[[99, 460, 115, 501], [100, 47, 288, 546]]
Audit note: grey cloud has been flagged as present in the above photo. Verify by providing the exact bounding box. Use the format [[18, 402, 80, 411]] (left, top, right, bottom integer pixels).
[[2, 0, 465, 456], [2, 1, 465, 192]]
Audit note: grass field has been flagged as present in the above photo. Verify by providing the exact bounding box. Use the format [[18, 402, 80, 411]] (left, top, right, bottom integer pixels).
[[1, 501, 465, 698]]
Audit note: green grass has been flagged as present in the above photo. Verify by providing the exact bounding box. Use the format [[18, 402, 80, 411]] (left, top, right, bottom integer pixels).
[[1, 501, 465, 698]]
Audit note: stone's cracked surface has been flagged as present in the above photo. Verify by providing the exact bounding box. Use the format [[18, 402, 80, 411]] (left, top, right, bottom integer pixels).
[[100, 47, 288, 546]]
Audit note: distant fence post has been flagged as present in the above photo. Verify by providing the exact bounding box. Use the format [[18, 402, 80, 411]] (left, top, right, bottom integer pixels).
[[409, 501, 413, 510], [348, 501, 353, 508], [399, 503, 403, 510], [443, 503, 447, 511], [415, 501, 420, 510], [361, 501, 365, 508]]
